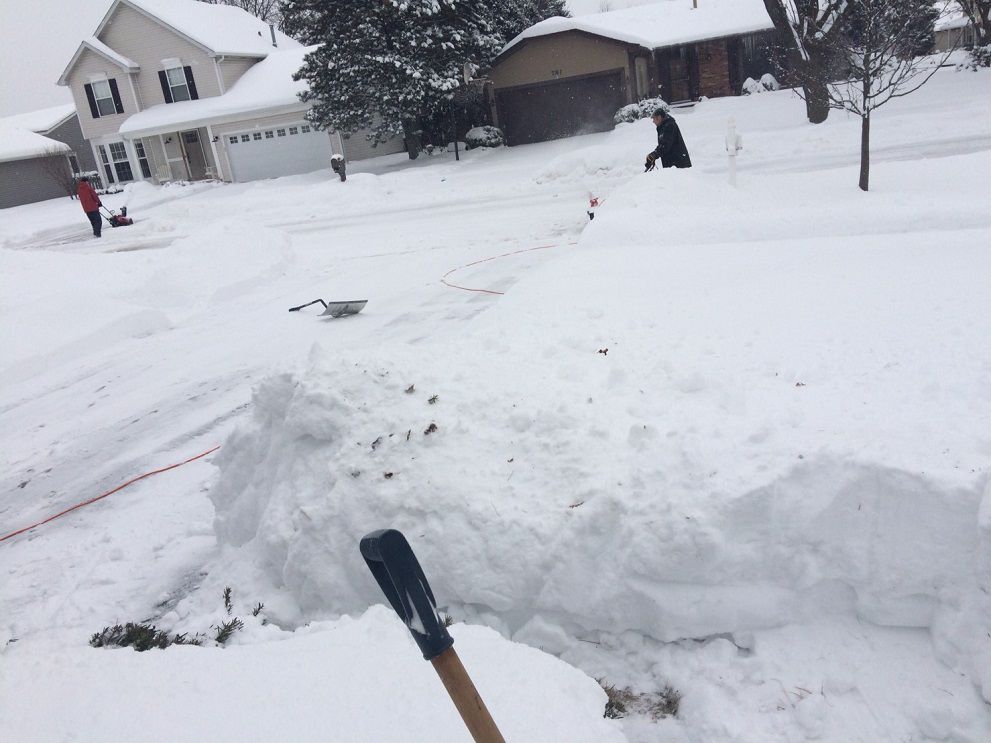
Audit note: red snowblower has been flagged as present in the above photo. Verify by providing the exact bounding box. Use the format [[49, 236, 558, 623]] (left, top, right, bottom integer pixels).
[[101, 205, 133, 227]]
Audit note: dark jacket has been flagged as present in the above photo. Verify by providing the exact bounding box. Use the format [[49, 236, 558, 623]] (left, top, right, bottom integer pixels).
[[651, 116, 692, 168], [78, 181, 102, 212]]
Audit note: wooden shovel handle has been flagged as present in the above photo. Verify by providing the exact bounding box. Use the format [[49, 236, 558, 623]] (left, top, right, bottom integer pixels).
[[430, 647, 506, 743]]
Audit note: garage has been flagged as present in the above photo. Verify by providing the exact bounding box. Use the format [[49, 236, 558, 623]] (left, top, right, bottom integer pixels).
[[224, 122, 334, 182], [495, 70, 626, 146]]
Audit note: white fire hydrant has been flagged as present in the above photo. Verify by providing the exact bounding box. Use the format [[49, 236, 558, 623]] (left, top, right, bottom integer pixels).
[[726, 117, 743, 187]]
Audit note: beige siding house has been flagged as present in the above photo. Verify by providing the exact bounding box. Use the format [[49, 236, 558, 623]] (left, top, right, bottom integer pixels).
[[58, 0, 403, 186]]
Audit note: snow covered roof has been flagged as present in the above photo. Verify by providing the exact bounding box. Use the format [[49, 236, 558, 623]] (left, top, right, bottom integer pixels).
[[501, 0, 774, 55], [99, 0, 299, 57], [0, 104, 77, 134], [935, 2, 972, 31], [119, 45, 315, 138], [0, 126, 71, 164], [58, 37, 140, 85]]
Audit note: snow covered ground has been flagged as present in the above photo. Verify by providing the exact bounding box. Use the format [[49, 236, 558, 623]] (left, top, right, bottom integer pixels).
[[2, 65, 990, 741]]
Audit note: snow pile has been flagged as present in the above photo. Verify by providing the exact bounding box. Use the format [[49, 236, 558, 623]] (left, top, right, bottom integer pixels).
[[465, 126, 506, 149], [0, 606, 623, 742], [741, 73, 780, 95], [206, 150, 991, 715], [614, 96, 670, 124]]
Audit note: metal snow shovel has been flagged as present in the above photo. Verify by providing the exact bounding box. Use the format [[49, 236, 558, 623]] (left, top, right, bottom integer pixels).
[[287, 298, 367, 317], [359, 529, 506, 743]]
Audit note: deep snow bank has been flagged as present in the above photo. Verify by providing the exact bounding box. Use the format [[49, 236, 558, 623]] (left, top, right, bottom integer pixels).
[[0, 606, 623, 742], [206, 152, 991, 708]]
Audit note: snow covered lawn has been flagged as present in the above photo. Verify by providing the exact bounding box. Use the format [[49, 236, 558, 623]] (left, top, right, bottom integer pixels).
[[2, 66, 990, 741]]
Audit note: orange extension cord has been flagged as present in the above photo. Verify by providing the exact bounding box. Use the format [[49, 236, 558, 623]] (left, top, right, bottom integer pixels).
[[0, 446, 220, 544], [441, 242, 573, 295]]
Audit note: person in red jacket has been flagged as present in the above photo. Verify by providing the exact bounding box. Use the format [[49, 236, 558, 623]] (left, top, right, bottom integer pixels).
[[77, 176, 103, 237]]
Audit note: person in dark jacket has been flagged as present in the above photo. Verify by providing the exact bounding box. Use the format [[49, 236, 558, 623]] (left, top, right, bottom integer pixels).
[[646, 108, 692, 170], [77, 177, 102, 237]]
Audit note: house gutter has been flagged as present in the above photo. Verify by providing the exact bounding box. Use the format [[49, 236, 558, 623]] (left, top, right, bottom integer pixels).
[[214, 55, 227, 94]]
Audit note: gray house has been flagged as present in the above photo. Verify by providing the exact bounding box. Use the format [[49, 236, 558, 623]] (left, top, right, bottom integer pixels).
[[0, 104, 92, 209], [57, 0, 403, 186]]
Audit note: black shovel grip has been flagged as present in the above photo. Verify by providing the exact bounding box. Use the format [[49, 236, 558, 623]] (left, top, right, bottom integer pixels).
[[360, 529, 454, 660]]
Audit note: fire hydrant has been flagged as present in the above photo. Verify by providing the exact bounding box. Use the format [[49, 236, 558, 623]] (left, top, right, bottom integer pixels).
[[331, 153, 347, 183], [726, 117, 743, 187]]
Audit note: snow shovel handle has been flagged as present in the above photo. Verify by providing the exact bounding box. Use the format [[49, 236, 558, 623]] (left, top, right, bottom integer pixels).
[[360, 529, 505, 743], [431, 646, 506, 743]]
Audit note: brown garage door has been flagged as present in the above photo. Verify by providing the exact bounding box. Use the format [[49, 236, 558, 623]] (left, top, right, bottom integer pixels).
[[496, 71, 626, 146]]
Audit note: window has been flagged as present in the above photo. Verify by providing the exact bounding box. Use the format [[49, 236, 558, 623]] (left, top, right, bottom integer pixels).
[[134, 141, 152, 179], [635, 57, 650, 99], [301, 124, 311, 133], [241, 134, 250, 143], [252, 132, 262, 141], [108, 141, 134, 182], [98, 145, 115, 184], [166, 67, 191, 102], [229, 136, 238, 144], [68, 154, 80, 174], [264, 130, 274, 139], [288, 126, 298, 135], [91, 79, 117, 117], [277, 128, 286, 137]]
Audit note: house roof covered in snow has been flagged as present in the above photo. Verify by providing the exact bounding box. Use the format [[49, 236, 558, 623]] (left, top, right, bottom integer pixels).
[[0, 104, 77, 135], [935, 2, 972, 31], [96, 0, 299, 58], [119, 45, 315, 138], [0, 126, 72, 164], [500, 0, 774, 56]]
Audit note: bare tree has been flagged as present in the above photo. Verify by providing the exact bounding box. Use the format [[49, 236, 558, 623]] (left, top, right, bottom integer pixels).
[[39, 147, 77, 199], [958, 0, 990, 46], [197, 0, 281, 23], [826, 0, 948, 191], [761, 1, 855, 123]]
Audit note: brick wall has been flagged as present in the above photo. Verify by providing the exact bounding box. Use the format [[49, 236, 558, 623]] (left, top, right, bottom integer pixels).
[[696, 40, 733, 98]]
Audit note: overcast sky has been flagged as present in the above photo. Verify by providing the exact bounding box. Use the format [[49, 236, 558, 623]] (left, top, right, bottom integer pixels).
[[1, 0, 110, 116], [0, 0, 663, 118]]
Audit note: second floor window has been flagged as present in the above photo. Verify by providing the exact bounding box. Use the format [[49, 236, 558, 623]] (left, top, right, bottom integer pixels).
[[158, 65, 199, 104], [84, 78, 124, 119], [92, 80, 117, 115], [166, 67, 191, 101]]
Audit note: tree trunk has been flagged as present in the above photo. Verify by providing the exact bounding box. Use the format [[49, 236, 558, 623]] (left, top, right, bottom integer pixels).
[[402, 119, 421, 160], [802, 77, 831, 124], [859, 113, 870, 192]]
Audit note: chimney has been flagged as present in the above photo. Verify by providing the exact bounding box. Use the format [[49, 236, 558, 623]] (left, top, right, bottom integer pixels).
[[269, 23, 277, 47], [693, 0, 698, 7]]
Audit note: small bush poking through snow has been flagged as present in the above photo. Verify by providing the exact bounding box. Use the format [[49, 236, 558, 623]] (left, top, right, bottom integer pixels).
[[614, 97, 671, 124], [90, 623, 203, 651], [465, 126, 505, 149], [601, 681, 681, 721], [963, 44, 991, 69], [91, 587, 259, 651], [742, 73, 781, 95]]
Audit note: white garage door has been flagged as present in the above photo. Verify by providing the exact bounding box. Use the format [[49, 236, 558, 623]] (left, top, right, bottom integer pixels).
[[224, 123, 333, 182]]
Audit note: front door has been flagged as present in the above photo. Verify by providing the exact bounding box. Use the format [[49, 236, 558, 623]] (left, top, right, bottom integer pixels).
[[180, 130, 208, 180], [668, 57, 692, 102]]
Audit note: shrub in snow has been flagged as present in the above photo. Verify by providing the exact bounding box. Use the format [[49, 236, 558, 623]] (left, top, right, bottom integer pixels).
[[742, 74, 781, 95], [465, 126, 505, 149], [614, 97, 671, 124], [601, 682, 681, 720], [964, 44, 991, 69], [90, 623, 202, 651]]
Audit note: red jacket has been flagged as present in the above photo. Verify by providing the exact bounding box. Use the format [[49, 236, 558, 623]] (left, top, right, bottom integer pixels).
[[78, 181, 101, 212]]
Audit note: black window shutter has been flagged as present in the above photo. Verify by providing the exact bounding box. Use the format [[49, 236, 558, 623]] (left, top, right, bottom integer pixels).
[[183, 66, 198, 100], [84, 83, 100, 119], [109, 79, 124, 114], [158, 70, 174, 103]]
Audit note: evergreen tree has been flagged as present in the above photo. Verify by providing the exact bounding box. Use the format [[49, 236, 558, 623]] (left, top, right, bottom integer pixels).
[[294, 1, 503, 156]]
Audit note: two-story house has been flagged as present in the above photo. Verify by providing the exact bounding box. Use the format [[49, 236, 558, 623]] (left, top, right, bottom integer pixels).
[[57, 0, 404, 185]]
